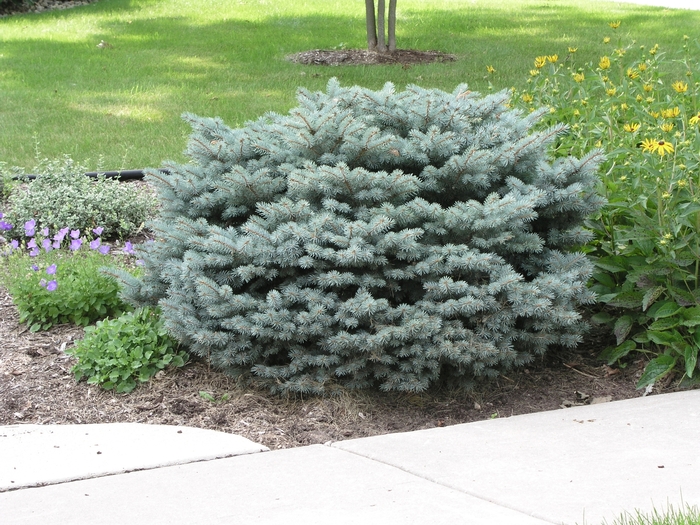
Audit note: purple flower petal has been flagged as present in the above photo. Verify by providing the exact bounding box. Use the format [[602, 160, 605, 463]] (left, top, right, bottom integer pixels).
[[70, 229, 80, 239], [29, 247, 40, 257], [98, 245, 111, 255], [69, 238, 82, 251], [46, 280, 58, 292], [27, 238, 37, 249], [31, 264, 39, 271], [92, 227, 104, 236], [39, 278, 47, 287], [52, 240, 61, 250], [123, 241, 135, 255], [90, 238, 101, 250], [42, 227, 50, 237], [0, 221, 12, 231], [10, 240, 19, 250], [54, 228, 69, 242], [42, 238, 52, 252], [46, 264, 57, 275]]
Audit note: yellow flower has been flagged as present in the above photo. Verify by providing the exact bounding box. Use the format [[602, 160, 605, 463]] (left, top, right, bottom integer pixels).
[[623, 123, 640, 132], [621, 103, 629, 110], [650, 44, 659, 55], [573, 109, 581, 116], [689, 113, 700, 125], [547, 54, 558, 63], [599, 56, 611, 70], [661, 107, 680, 118], [573, 72, 585, 83], [626, 68, 639, 80], [677, 179, 688, 187], [672, 81, 688, 93], [643, 84, 653, 92], [580, 99, 588, 106], [568, 47, 578, 53], [486, 65, 496, 74], [646, 97, 654, 104], [615, 48, 626, 57], [662, 192, 671, 199], [603, 37, 611, 44], [609, 21, 621, 29], [602, 76, 609, 82], [529, 69, 540, 77], [522, 93, 534, 103], [611, 104, 618, 112], [641, 138, 674, 157], [606, 87, 617, 96], [660, 123, 674, 132], [648, 110, 660, 118], [636, 94, 644, 102], [534, 56, 547, 68], [638, 62, 648, 72]]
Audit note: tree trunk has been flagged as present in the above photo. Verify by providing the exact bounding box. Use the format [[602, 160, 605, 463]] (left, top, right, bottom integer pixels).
[[365, 0, 377, 52], [377, 0, 386, 52], [388, 0, 397, 51]]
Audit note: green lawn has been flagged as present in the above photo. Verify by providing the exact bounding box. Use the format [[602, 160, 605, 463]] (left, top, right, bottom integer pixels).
[[1, 0, 698, 170]]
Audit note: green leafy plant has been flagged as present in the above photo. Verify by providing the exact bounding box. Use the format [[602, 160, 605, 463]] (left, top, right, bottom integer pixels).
[[0, 228, 135, 331], [513, 29, 700, 388], [68, 307, 188, 393], [3, 155, 157, 240]]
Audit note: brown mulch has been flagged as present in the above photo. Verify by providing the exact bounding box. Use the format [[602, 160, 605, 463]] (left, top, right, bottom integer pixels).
[[0, 0, 97, 17], [1, 277, 687, 451], [288, 49, 456, 67]]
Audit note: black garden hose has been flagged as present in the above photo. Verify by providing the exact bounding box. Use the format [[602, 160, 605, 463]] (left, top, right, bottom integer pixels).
[[14, 168, 170, 181]]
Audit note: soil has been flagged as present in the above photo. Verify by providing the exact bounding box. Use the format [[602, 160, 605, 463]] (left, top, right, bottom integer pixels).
[[1, 273, 690, 451], [288, 49, 456, 67]]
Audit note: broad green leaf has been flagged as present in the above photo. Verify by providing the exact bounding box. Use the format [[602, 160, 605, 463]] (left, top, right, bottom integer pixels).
[[668, 286, 698, 307], [599, 340, 636, 365], [642, 286, 665, 311], [684, 346, 698, 378], [650, 301, 682, 319], [602, 291, 645, 309], [592, 272, 617, 289], [613, 315, 634, 345], [647, 317, 680, 331], [636, 355, 677, 389], [591, 312, 613, 324], [681, 307, 700, 327], [647, 330, 683, 346]]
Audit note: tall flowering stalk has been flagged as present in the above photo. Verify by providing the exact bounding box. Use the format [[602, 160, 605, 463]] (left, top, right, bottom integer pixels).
[[513, 27, 700, 388]]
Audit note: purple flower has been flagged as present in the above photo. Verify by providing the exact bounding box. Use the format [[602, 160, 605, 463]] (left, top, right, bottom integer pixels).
[[98, 245, 110, 255], [70, 229, 80, 239], [42, 238, 52, 252], [52, 240, 61, 250], [123, 241, 135, 255], [31, 264, 39, 271], [0, 221, 13, 231], [39, 278, 46, 287], [54, 228, 69, 242], [46, 280, 58, 292], [136, 259, 144, 266], [29, 247, 40, 257], [92, 227, 104, 236], [69, 238, 82, 251], [90, 238, 101, 250], [41, 227, 50, 237], [10, 239, 19, 250], [27, 238, 37, 249], [24, 219, 36, 237], [46, 264, 57, 275]]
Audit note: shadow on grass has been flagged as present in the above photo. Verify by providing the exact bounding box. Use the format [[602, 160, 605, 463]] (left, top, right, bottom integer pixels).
[[0, 0, 697, 168]]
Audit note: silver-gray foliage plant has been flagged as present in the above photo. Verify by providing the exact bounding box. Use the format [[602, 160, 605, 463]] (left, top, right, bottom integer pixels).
[[115, 79, 606, 394], [5, 155, 157, 239]]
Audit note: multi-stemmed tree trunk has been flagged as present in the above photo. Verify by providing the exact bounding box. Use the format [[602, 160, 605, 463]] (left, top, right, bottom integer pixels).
[[365, 0, 396, 52]]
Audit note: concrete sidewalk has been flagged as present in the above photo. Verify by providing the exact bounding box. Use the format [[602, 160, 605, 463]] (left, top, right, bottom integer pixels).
[[1, 389, 698, 525]]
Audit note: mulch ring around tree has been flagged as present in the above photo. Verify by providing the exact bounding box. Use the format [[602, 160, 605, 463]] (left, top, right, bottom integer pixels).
[[288, 49, 456, 67]]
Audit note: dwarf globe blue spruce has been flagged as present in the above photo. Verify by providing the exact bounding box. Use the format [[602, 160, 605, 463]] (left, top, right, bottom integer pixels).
[[513, 28, 700, 388], [0, 220, 137, 332], [113, 79, 604, 395]]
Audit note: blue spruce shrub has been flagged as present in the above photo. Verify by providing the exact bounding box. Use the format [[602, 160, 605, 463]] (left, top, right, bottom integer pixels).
[[115, 79, 605, 394]]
